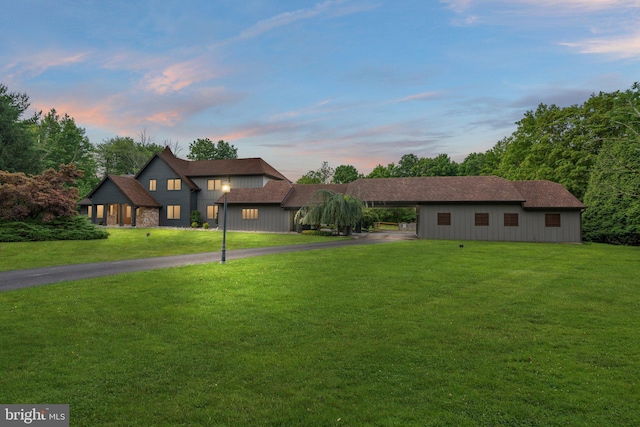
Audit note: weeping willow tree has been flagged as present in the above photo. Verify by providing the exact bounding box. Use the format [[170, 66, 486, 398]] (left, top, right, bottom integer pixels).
[[294, 190, 363, 235]]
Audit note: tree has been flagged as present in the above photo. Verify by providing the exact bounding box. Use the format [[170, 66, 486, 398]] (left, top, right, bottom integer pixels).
[[583, 84, 640, 245], [458, 152, 487, 176], [0, 164, 82, 222], [95, 136, 163, 175], [0, 83, 40, 174], [297, 161, 334, 184], [366, 163, 395, 178], [414, 154, 458, 176], [394, 154, 420, 177], [187, 138, 238, 160], [294, 190, 363, 235], [332, 164, 362, 183], [35, 108, 98, 197], [488, 92, 616, 199]]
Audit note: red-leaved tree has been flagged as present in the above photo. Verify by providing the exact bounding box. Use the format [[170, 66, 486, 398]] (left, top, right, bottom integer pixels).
[[0, 164, 82, 222]]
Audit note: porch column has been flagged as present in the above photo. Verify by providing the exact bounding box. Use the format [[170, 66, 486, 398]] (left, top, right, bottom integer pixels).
[[131, 206, 137, 227]]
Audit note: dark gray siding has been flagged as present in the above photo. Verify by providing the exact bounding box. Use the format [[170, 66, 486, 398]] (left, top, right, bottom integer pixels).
[[418, 204, 583, 243], [223, 204, 290, 232], [137, 156, 192, 227], [90, 180, 131, 205]]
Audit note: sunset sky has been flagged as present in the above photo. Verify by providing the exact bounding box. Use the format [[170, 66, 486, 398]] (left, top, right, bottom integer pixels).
[[2, 0, 639, 180]]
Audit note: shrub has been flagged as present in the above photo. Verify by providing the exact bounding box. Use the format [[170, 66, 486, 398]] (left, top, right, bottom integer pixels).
[[202, 223, 210, 229], [190, 210, 203, 227], [0, 216, 109, 242]]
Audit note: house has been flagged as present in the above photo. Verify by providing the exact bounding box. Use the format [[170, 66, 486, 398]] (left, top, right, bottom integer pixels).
[[82, 147, 586, 243]]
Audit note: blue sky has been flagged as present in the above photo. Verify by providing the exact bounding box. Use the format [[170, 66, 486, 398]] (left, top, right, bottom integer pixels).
[[2, 0, 639, 180]]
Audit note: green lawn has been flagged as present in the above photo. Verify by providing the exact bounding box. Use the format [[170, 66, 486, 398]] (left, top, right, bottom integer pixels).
[[0, 227, 344, 271], [1, 237, 639, 426]]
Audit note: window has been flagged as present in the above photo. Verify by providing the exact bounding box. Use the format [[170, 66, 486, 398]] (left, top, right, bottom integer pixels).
[[242, 208, 259, 220], [475, 213, 489, 226], [545, 213, 561, 227], [87, 206, 93, 217], [167, 205, 181, 220], [207, 179, 222, 191], [109, 204, 117, 216], [437, 212, 451, 226], [207, 205, 218, 220], [504, 213, 519, 227], [167, 179, 181, 191], [149, 179, 157, 191], [96, 205, 104, 219]]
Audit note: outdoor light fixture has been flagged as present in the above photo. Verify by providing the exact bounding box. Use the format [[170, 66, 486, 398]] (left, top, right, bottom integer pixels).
[[221, 181, 231, 264]]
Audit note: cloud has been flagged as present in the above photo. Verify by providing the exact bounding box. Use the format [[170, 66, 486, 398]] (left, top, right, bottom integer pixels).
[[3, 50, 91, 80], [395, 91, 448, 103], [215, 0, 377, 47], [560, 31, 640, 59], [142, 57, 221, 94]]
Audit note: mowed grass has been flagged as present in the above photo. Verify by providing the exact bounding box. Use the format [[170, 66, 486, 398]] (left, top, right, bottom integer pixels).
[[1, 238, 639, 426], [0, 227, 344, 271]]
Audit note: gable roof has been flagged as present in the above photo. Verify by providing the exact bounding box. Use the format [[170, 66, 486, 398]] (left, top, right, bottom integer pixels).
[[108, 175, 163, 207], [86, 175, 161, 208], [138, 147, 290, 191]]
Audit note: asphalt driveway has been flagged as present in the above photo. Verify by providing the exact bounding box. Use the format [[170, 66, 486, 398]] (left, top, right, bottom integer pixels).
[[0, 235, 414, 292]]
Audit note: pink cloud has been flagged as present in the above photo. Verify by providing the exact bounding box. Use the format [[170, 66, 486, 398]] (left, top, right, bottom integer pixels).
[[561, 31, 640, 59], [143, 58, 221, 94]]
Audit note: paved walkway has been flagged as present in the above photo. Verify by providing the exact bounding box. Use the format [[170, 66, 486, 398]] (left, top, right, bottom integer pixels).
[[0, 232, 416, 292]]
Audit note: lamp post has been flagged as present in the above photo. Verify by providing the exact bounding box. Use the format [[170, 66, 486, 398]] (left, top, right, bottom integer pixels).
[[220, 181, 231, 264]]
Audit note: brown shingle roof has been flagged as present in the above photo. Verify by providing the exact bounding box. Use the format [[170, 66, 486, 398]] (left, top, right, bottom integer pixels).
[[151, 147, 290, 191], [213, 177, 583, 210], [512, 180, 585, 209], [345, 176, 526, 204], [221, 180, 293, 204], [108, 175, 162, 207], [282, 184, 349, 208], [186, 158, 289, 181]]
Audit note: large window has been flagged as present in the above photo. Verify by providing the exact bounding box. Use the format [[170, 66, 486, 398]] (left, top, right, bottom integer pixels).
[[149, 179, 157, 191], [475, 213, 489, 226], [504, 213, 519, 227], [95, 205, 104, 219], [242, 208, 259, 220], [545, 213, 561, 227], [207, 205, 219, 220], [167, 205, 181, 220], [167, 179, 181, 191], [207, 179, 222, 191], [437, 212, 451, 226]]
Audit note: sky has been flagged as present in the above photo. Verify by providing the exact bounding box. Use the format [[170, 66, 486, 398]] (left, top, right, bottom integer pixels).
[[1, 1, 639, 181]]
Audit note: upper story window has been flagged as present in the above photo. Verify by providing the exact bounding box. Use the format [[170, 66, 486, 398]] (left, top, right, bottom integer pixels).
[[475, 213, 489, 226], [167, 179, 181, 191], [545, 213, 561, 227], [149, 179, 157, 191], [207, 179, 222, 191]]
